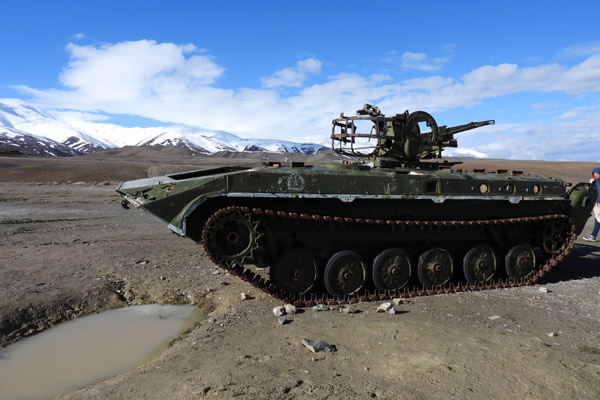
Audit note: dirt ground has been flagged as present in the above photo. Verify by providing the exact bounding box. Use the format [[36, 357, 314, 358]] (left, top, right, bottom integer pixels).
[[1, 153, 599, 399]]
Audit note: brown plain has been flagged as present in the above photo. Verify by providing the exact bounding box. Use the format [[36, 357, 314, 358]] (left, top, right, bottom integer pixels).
[[1, 148, 599, 399]]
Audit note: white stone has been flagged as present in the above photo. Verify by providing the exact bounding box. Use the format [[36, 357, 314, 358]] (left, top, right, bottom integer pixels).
[[377, 302, 393, 313], [273, 306, 286, 317], [284, 304, 297, 315]]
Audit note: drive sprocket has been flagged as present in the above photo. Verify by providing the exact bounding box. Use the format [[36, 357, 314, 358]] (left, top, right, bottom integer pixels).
[[201, 207, 261, 265]]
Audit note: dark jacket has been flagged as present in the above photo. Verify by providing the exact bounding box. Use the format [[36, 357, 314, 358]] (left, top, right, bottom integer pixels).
[[593, 167, 600, 203]]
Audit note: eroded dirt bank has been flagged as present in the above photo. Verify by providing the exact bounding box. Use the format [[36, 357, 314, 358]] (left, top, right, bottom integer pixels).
[[1, 161, 599, 399]]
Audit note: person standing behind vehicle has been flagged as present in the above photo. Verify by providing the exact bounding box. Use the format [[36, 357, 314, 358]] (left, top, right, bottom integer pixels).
[[582, 167, 600, 242]]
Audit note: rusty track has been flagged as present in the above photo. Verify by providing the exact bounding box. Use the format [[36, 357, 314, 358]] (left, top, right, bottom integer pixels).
[[201, 206, 576, 307]]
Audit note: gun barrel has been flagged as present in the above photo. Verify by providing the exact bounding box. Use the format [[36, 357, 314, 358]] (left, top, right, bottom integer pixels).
[[446, 120, 495, 135]]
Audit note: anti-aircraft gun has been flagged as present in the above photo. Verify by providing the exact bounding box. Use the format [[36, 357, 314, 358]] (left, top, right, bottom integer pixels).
[[331, 103, 494, 165]]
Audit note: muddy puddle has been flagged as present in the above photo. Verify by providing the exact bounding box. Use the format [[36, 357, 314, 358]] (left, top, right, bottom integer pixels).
[[0, 304, 204, 400]]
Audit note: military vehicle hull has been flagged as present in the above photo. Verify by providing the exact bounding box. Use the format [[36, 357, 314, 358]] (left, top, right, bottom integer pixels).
[[118, 161, 596, 304]]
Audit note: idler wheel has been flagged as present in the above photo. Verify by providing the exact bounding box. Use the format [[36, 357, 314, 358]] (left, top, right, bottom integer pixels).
[[372, 248, 412, 291], [541, 219, 568, 254], [417, 248, 453, 287], [463, 245, 497, 283], [505, 243, 536, 279], [324, 250, 367, 296], [270, 249, 318, 295], [205, 210, 259, 264]]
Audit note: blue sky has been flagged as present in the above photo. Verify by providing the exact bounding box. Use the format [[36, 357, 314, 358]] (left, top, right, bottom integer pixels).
[[1, 0, 599, 161]]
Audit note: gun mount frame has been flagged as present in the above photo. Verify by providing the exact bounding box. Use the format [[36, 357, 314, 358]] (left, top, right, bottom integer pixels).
[[331, 104, 494, 162]]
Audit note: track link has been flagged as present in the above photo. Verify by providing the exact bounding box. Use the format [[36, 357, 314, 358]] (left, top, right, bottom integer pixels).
[[201, 206, 576, 307]]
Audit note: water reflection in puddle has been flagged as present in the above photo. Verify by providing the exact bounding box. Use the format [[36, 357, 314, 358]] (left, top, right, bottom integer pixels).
[[0, 304, 203, 400]]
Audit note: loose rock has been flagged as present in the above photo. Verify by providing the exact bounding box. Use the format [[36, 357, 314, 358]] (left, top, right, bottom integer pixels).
[[377, 302, 395, 314], [339, 306, 360, 314], [273, 306, 286, 317], [312, 304, 331, 312], [392, 298, 403, 306], [284, 304, 297, 315], [301, 339, 337, 353]]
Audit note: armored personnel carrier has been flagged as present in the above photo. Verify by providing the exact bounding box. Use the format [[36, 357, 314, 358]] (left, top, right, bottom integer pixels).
[[118, 105, 596, 305]]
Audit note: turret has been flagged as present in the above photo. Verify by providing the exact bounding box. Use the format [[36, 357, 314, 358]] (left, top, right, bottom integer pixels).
[[331, 104, 494, 166]]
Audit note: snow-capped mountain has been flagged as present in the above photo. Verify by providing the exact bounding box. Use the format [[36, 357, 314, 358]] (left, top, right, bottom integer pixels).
[[0, 102, 111, 155], [0, 100, 327, 157], [0, 125, 82, 156]]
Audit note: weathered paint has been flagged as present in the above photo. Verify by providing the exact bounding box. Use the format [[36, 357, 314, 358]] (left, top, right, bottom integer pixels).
[[117, 161, 590, 236]]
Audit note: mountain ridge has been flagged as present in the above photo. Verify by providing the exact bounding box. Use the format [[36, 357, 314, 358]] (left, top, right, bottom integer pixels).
[[0, 100, 328, 157]]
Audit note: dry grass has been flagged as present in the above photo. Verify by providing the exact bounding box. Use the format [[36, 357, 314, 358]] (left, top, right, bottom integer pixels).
[[579, 334, 600, 355]]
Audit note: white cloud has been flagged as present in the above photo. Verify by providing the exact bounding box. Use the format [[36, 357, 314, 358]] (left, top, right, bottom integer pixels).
[[381, 48, 451, 71], [55, 40, 224, 103], [450, 148, 489, 158], [458, 58, 600, 97], [11, 39, 600, 160], [556, 106, 598, 120], [558, 41, 600, 58], [370, 74, 392, 82], [530, 103, 557, 110], [297, 58, 322, 73], [446, 107, 600, 161], [261, 58, 323, 88], [401, 51, 447, 71]]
